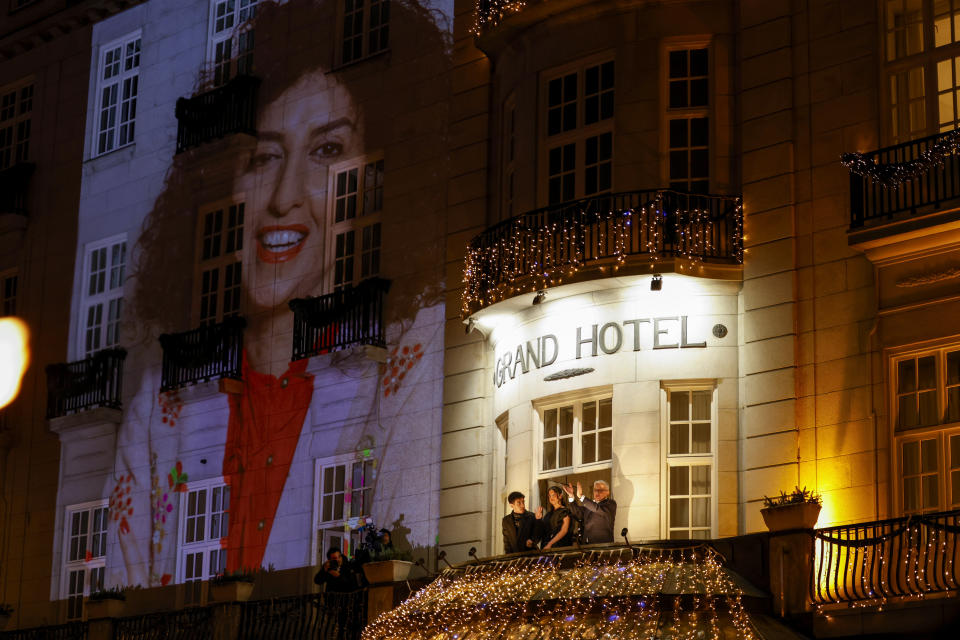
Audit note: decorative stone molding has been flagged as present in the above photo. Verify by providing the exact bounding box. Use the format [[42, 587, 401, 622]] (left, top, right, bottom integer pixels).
[[895, 265, 960, 288]]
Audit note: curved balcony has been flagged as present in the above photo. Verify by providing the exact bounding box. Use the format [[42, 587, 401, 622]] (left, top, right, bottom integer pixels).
[[462, 189, 743, 318], [175, 74, 260, 154], [158, 316, 245, 392], [45, 348, 126, 419]]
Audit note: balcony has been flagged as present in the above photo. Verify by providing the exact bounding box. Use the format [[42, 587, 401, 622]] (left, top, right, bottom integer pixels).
[[158, 316, 245, 392], [846, 130, 960, 243], [289, 278, 390, 361], [45, 349, 126, 420], [0, 162, 34, 216], [174, 75, 260, 154], [462, 189, 743, 317]]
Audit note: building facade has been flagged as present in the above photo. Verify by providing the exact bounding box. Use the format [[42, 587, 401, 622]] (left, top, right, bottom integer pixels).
[[1, 0, 959, 635]]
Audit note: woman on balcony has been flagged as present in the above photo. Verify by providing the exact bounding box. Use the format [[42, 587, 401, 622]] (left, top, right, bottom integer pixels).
[[536, 486, 574, 549], [111, 0, 450, 588]]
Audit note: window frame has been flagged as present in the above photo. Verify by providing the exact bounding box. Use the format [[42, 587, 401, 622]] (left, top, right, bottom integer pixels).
[[881, 0, 960, 143], [326, 154, 384, 292], [890, 341, 960, 514], [311, 453, 376, 564], [0, 268, 17, 317], [536, 53, 616, 206], [534, 387, 614, 479], [193, 197, 245, 326], [175, 477, 230, 604], [205, 0, 258, 89], [0, 76, 34, 171], [61, 500, 109, 620], [337, 0, 391, 67], [660, 380, 718, 540], [91, 30, 142, 158], [660, 38, 712, 194], [77, 234, 127, 358]]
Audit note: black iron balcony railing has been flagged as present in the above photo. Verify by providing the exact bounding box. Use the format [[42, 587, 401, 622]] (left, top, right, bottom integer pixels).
[[46, 348, 126, 419], [846, 130, 960, 228], [158, 316, 245, 392], [463, 189, 743, 316], [175, 74, 260, 154], [0, 621, 88, 640], [811, 509, 960, 606], [114, 607, 212, 640], [289, 278, 391, 361], [0, 162, 35, 216], [238, 591, 366, 640]]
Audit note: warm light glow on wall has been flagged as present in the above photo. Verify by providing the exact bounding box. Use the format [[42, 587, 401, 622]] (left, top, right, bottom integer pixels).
[[0, 317, 30, 410]]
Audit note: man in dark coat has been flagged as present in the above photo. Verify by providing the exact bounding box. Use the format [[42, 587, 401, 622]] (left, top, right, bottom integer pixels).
[[501, 491, 537, 553], [564, 480, 616, 544]]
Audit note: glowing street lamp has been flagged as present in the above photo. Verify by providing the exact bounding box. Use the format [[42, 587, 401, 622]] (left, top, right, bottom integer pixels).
[[0, 317, 30, 410]]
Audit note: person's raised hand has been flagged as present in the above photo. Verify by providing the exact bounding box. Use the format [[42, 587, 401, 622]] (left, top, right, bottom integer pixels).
[[535, 506, 544, 519], [576, 481, 583, 498], [562, 483, 574, 497]]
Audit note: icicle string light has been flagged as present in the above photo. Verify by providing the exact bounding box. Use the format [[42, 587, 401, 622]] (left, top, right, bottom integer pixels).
[[841, 129, 960, 188], [362, 545, 758, 639], [472, 0, 528, 34], [461, 190, 743, 317]]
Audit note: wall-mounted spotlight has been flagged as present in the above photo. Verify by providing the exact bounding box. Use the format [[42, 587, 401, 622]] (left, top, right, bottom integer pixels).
[[464, 318, 476, 335], [650, 274, 663, 291], [532, 290, 547, 305]]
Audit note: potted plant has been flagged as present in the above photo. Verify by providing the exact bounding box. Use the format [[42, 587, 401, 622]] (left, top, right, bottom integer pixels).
[[760, 486, 822, 532], [209, 569, 256, 602], [86, 587, 126, 618], [359, 527, 414, 583], [0, 603, 12, 630]]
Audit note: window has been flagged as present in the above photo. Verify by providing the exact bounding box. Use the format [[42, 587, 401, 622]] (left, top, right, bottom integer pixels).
[[893, 346, 960, 513], [330, 157, 383, 290], [539, 396, 612, 473], [62, 502, 108, 620], [208, 0, 257, 88], [663, 385, 716, 539], [0, 80, 33, 170], [1, 271, 16, 316], [314, 455, 375, 561], [341, 0, 390, 65], [80, 236, 126, 356], [196, 202, 244, 325], [93, 32, 141, 156], [883, 0, 960, 141], [666, 46, 709, 193], [177, 480, 229, 604], [540, 59, 614, 205]]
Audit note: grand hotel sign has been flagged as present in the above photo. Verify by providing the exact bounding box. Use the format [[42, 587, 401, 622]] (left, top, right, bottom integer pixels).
[[493, 316, 708, 388]]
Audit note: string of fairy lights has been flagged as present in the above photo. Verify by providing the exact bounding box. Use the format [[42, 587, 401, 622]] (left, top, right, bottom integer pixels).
[[461, 193, 744, 317], [841, 129, 960, 188], [812, 514, 960, 614], [361, 546, 758, 639], [472, 0, 528, 34]]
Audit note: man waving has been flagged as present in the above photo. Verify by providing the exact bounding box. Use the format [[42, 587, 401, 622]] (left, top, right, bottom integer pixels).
[[564, 480, 616, 544]]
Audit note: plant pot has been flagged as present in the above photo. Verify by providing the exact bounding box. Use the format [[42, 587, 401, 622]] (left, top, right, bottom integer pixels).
[[761, 502, 821, 532], [362, 560, 413, 583], [210, 580, 254, 602], [85, 597, 125, 619]]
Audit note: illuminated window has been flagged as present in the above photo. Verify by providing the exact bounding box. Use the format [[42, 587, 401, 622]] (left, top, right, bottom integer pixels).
[[330, 157, 383, 290], [540, 59, 614, 205], [207, 0, 258, 88], [0, 79, 33, 170], [538, 396, 612, 473], [666, 46, 709, 193], [1, 271, 16, 316], [663, 384, 716, 539], [883, 0, 960, 141], [62, 502, 108, 620], [196, 202, 244, 325], [898, 428, 960, 513], [177, 479, 229, 605], [79, 236, 126, 357], [340, 0, 390, 65], [314, 455, 375, 561], [93, 32, 141, 156]]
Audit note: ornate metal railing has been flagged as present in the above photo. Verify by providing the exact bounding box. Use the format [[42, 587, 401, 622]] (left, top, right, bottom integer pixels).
[[159, 316, 245, 392], [463, 189, 743, 316], [114, 607, 213, 640], [238, 592, 367, 640], [46, 348, 126, 419], [175, 75, 260, 153], [0, 162, 35, 216], [290, 278, 390, 361], [0, 622, 87, 640], [811, 509, 960, 606], [846, 130, 960, 228]]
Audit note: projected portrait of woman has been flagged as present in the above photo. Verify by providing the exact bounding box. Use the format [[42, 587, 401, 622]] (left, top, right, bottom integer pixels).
[[112, 0, 449, 586]]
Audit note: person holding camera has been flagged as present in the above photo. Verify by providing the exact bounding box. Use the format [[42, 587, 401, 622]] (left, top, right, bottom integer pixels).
[[314, 547, 355, 592]]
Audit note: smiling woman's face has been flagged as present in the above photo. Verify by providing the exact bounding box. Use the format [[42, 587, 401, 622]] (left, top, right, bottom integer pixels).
[[238, 70, 363, 312]]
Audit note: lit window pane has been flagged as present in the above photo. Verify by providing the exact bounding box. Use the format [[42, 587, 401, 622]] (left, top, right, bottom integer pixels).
[[691, 465, 710, 494], [921, 438, 938, 472], [692, 498, 710, 527], [669, 466, 688, 496], [671, 392, 689, 420], [670, 424, 689, 455], [692, 391, 711, 420], [559, 406, 573, 436], [903, 440, 920, 475], [583, 402, 596, 432], [904, 476, 919, 512], [598, 430, 612, 462], [582, 433, 596, 464], [670, 498, 689, 527], [692, 423, 711, 454], [922, 475, 939, 508], [544, 409, 557, 438], [543, 441, 556, 471], [559, 437, 572, 468], [599, 398, 612, 428]]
